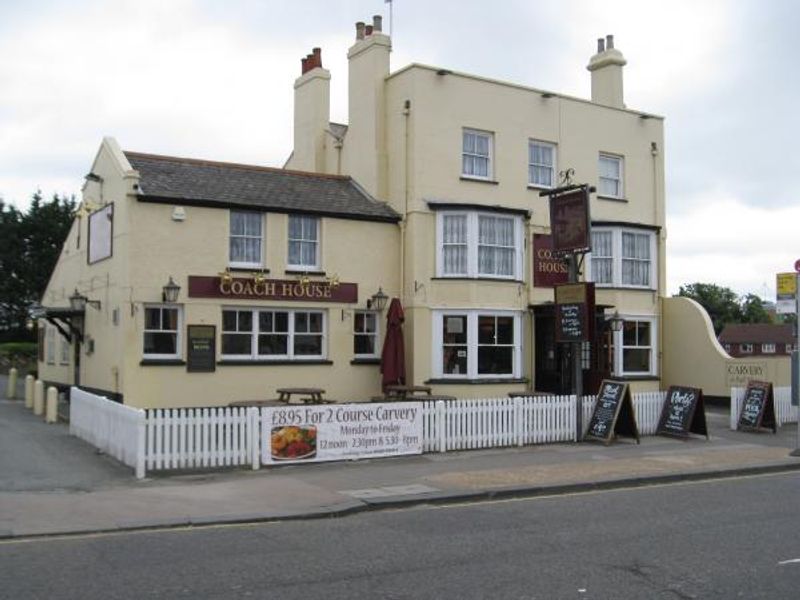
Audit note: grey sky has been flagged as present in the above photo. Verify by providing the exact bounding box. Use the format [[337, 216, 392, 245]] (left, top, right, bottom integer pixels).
[[1, 0, 797, 297]]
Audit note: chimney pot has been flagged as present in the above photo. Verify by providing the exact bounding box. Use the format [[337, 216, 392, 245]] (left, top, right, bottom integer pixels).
[[606, 34, 614, 49], [372, 15, 382, 32], [301, 57, 308, 74], [365, 24, 373, 36], [312, 47, 322, 68], [597, 38, 605, 53], [355, 21, 365, 40]]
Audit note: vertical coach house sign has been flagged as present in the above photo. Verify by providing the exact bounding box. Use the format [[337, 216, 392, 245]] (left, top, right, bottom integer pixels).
[[533, 234, 569, 287]]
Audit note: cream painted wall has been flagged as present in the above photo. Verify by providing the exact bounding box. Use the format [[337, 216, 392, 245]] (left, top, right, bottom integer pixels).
[[662, 297, 790, 397]]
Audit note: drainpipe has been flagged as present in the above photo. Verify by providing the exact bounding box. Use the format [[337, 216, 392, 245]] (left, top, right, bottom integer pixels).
[[401, 99, 411, 301]]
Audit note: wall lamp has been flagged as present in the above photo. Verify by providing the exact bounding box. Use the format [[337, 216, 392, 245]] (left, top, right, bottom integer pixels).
[[605, 310, 624, 333], [69, 289, 101, 311], [366, 288, 388, 312], [162, 276, 181, 303]]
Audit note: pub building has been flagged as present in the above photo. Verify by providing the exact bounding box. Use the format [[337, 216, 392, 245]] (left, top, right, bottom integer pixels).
[[37, 22, 666, 408]]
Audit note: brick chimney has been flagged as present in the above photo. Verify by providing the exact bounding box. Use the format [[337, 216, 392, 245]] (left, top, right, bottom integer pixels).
[[293, 46, 331, 172], [346, 15, 390, 196], [587, 34, 627, 108]]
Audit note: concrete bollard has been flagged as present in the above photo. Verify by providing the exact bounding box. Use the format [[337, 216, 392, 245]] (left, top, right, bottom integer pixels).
[[45, 387, 58, 423], [6, 367, 18, 399], [24, 375, 34, 408], [33, 380, 44, 416]]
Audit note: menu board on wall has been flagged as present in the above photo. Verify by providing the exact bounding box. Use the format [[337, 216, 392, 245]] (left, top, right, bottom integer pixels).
[[656, 386, 708, 439], [88, 204, 113, 264], [262, 402, 423, 464], [187, 325, 216, 373], [584, 380, 640, 445]]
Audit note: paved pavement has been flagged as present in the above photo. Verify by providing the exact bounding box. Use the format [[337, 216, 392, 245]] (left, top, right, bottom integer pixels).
[[2, 374, 799, 539]]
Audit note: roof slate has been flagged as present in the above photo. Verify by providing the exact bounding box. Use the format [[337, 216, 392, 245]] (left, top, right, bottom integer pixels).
[[718, 323, 794, 344], [124, 151, 400, 222]]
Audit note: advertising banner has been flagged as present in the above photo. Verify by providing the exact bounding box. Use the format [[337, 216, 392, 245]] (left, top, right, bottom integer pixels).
[[776, 272, 796, 314], [262, 402, 423, 464]]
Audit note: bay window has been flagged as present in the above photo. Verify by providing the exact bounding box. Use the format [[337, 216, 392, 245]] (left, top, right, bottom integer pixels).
[[229, 211, 263, 268], [437, 211, 523, 280], [434, 310, 521, 379], [588, 227, 656, 289], [222, 308, 326, 360], [143, 305, 182, 359]]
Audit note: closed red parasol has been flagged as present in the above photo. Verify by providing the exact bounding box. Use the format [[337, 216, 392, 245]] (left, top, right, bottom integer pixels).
[[380, 298, 406, 391]]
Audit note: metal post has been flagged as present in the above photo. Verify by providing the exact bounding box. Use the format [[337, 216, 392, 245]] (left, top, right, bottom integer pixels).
[[569, 254, 583, 441], [791, 272, 800, 457]]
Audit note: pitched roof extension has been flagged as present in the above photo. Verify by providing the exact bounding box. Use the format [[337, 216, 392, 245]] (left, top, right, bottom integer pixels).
[[718, 323, 794, 344], [125, 151, 400, 223]]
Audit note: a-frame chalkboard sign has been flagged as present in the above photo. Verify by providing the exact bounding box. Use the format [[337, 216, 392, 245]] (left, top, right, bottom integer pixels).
[[737, 380, 777, 433], [584, 380, 640, 445], [656, 386, 709, 440]]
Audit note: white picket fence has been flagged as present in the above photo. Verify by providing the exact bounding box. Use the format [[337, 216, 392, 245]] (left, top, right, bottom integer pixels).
[[423, 391, 666, 452], [69, 387, 146, 478], [729, 386, 798, 430], [70, 388, 667, 478]]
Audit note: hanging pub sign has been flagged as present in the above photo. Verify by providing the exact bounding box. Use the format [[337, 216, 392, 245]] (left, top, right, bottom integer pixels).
[[656, 385, 709, 440], [549, 186, 591, 253], [555, 282, 595, 343], [187, 325, 216, 373], [188, 276, 357, 303], [533, 234, 569, 287], [585, 380, 640, 445], [737, 380, 777, 433]]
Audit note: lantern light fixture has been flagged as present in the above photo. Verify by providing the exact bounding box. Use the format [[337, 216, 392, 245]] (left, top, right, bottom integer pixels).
[[162, 276, 181, 303], [69, 289, 100, 311], [367, 287, 388, 312]]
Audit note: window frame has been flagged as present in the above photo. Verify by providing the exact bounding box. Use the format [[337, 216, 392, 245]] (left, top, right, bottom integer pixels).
[[436, 211, 524, 280], [528, 139, 557, 189], [611, 315, 657, 377], [353, 310, 380, 358], [229, 210, 264, 269], [587, 227, 656, 289], [142, 304, 183, 360], [432, 310, 522, 380], [221, 307, 327, 361], [461, 128, 494, 181], [59, 335, 71, 365], [287, 215, 321, 271], [598, 153, 624, 198], [46, 326, 55, 365], [761, 343, 776, 354], [740, 343, 753, 354]]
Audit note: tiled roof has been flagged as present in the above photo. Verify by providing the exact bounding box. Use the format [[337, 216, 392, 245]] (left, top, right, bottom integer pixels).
[[125, 151, 400, 223], [718, 323, 794, 344]]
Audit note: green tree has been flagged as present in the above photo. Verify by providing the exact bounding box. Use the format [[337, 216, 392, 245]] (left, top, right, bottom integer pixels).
[[677, 283, 742, 335], [739, 293, 772, 325], [0, 191, 76, 342]]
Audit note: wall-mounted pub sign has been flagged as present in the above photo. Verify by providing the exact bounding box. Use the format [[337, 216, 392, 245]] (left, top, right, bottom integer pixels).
[[188, 276, 358, 303], [533, 234, 569, 287], [555, 282, 595, 343]]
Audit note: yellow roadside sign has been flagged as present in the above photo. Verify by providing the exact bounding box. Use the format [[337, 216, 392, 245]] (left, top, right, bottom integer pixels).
[[777, 273, 796, 296]]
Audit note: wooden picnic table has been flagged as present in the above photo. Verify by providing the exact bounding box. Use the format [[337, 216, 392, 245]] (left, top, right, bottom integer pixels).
[[228, 399, 284, 408], [384, 384, 432, 399], [275, 387, 333, 404]]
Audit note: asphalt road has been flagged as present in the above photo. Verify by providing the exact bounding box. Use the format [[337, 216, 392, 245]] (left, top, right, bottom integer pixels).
[[2, 471, 799, 599]]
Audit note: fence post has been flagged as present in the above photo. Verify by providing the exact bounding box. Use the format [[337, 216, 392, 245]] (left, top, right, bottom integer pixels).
[[135, 410, 146, 479], [436, 400, 446, 453], [730, 388, 738, 431], [249, 407, 260, 470], [514, 397, 523, 446]]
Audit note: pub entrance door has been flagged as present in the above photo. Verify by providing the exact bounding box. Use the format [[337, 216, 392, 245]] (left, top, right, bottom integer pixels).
[[533, 305, 612, 395]]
